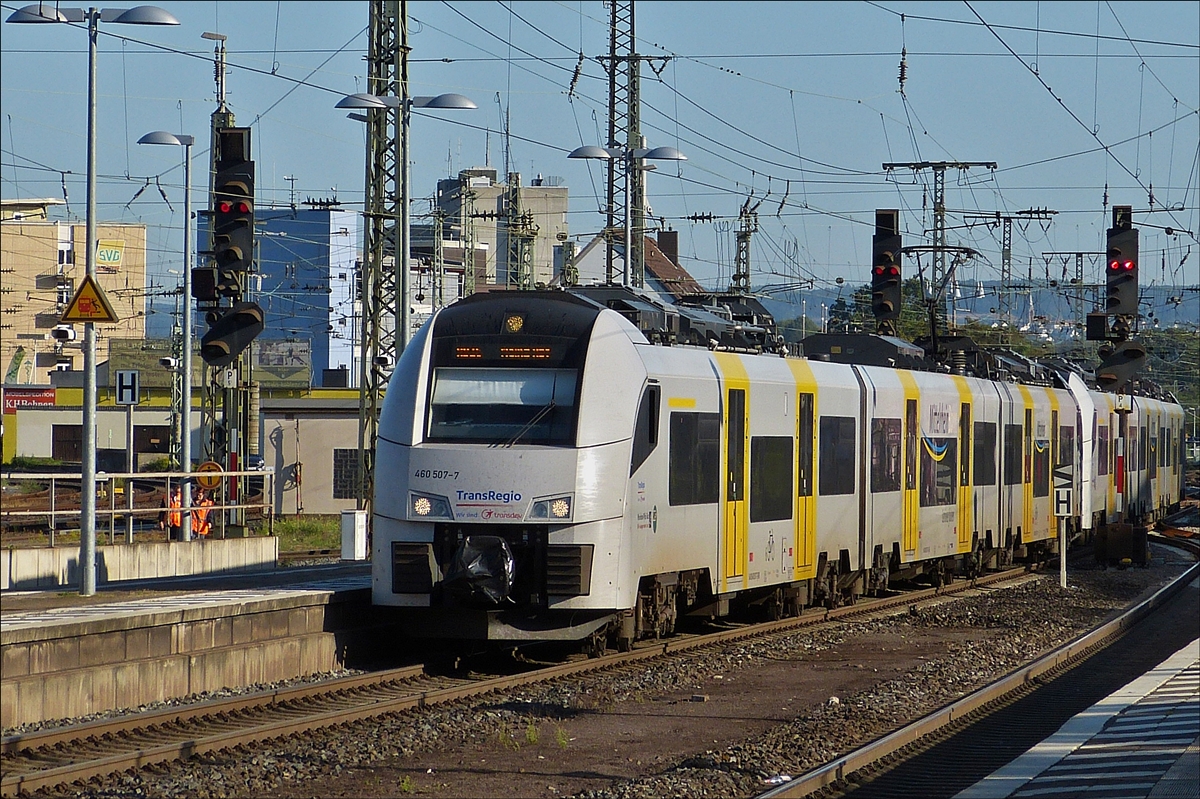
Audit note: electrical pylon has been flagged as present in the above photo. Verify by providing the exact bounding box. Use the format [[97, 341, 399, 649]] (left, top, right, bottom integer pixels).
[[356, 0, 404, 511]]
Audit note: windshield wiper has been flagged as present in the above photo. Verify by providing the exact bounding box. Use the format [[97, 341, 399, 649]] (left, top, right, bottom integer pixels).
[[497, 401, 556, 448]]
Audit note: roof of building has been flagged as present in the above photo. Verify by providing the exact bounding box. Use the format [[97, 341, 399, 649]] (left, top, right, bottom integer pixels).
[[643, 235, 704, 297], [1, 198, 65, 222]]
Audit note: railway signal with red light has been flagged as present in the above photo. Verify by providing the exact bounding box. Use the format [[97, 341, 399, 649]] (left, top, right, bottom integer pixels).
[[871, 210, 902, 331], [1105, 206, 1138, 331], [211, 157, 254, 299]]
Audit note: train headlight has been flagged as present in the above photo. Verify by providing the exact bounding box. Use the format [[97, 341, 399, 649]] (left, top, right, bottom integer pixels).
[[528, 495, 572, 520], [409, 492, 453, 520]]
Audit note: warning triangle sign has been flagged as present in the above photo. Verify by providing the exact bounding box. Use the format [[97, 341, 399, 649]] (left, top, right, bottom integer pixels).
[[61, 275, 120, 324]]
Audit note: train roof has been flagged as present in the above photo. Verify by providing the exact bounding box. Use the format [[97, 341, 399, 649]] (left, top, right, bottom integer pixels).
[[445, 287, 1176, 404]]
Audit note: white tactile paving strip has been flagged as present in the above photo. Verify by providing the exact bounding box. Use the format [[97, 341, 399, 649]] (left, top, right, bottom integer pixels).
[[0, 576, 371, 634], [958, 637, 1200, 799]]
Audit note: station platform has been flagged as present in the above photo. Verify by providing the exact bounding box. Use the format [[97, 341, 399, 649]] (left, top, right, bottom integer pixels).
[[959, 634, 1200, 798], [1, 565, 381, 729]]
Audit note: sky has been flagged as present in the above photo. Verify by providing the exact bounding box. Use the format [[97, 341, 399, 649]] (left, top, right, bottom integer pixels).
[[2, 1, 1198, 323]]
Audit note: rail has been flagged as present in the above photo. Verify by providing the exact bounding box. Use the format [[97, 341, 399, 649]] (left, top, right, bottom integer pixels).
[[756, 535, 1200, 799], [0, 468, 274, 543]]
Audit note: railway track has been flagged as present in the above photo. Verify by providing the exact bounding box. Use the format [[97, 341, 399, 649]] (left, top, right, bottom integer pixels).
[[0, 565, 1036, 796], [757, 535, 1200, 799]]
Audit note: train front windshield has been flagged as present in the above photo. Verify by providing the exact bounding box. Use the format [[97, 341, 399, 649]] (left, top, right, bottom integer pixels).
[[427, 367, 579, 444]]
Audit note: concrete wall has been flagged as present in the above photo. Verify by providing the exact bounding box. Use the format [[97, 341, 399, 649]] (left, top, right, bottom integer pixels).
[[1, 588, 371, 727], [0, 536, 278, 590]]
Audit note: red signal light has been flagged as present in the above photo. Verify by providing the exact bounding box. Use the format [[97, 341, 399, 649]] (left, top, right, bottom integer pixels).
[[1123, 260, 1135, 271], [236, 201, 251, 214], [1109, 260, 1120, 271], [887, 266, 899, 276], [218, 200, 233, 214], [873, 266, 884, 275]]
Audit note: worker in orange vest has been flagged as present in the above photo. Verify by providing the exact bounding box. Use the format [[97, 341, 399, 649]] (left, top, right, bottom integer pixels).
[[159, 485, 183, 541], [192, 488, 214, 538]]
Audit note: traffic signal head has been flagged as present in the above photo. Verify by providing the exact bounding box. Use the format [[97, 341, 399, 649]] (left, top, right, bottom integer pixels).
[[200, 301, 264, 367], [1096, 340, 1146, 392], [211, 159, 254, 299], [871, 210, 902, 325], [1105, 225, 1138, 318]]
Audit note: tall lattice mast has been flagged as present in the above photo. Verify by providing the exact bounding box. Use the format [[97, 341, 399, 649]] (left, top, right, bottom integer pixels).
[[603, 1, 641, 286], [356, 0, 405, 511]]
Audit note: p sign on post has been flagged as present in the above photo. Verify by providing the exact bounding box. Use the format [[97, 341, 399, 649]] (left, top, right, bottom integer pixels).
[[115, 370, 140, 542], [1053, 462, 1074, 588]]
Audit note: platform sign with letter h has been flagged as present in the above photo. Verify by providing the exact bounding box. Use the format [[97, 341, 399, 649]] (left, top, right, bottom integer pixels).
[[1053, 462, 1073, 518], [115, 370, 140, 406]]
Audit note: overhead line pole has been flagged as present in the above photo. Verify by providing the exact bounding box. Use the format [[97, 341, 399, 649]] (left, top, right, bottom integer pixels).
[[356, 0, 404, 514], [884, 161, 997, 331]]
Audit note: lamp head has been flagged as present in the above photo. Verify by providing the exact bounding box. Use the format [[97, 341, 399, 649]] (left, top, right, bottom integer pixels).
[[138, 130, 193, 147]]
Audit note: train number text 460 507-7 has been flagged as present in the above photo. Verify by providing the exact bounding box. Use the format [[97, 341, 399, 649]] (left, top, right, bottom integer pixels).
[[413, 469, 458, 480]]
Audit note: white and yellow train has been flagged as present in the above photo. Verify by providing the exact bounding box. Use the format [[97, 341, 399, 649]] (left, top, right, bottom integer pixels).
[[371, 289, 1185, 648]]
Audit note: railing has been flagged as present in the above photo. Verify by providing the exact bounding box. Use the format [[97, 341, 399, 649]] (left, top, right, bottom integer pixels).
[[0, 469, 274, 545]]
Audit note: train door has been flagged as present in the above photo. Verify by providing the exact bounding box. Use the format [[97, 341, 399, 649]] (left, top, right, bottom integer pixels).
[[795, 388, 816, 579], [998, 383, 1025, 550], [957, 398, 973, 553], [948, 375, 975, 555], [723, 387, 748, 584], [785, 356, 819, 581], [862, 369, 903, 568], [896, 371, 920, 561], [970, 384, 1001, 552]]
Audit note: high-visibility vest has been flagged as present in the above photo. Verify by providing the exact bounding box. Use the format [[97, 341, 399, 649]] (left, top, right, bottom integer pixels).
[[193, 499, 213, 536], [167, 494, 182, 527]]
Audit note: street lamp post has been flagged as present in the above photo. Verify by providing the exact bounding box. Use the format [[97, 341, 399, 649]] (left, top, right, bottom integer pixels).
[[336, 92, 476, 350], [567, 145, 687, 287], [138, 131, 193, 540], [7, 3, 179, 595], [335, 90, 475, 514]]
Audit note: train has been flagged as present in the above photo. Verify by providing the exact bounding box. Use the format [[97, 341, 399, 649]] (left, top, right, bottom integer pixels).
[[370, 285, 1185, 651]]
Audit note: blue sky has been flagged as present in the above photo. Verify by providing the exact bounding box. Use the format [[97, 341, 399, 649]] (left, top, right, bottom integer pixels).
[[2, 1, 1197, 311]]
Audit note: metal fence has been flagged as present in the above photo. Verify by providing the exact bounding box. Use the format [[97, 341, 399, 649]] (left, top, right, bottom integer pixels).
[[0, 468, 274, 545]]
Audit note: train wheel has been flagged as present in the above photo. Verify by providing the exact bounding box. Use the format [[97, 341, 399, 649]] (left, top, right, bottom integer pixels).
[[586, 628, 608, 659], [768, 587, 784, 621]]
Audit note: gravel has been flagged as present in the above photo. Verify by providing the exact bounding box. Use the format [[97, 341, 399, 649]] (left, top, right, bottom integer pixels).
[[21, 555, 1192, 799]]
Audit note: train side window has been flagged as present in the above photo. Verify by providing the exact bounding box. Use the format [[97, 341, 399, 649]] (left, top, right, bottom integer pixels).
[[1033, 440, 1050, 497], [960, 403, 972, 487], [1024, 409, 1033, 483], [797, 393, 814, 497], [818, 416, 856, 496], [1139, 425, 1148, 471], [920, 437, 958, 507], [727, 389, 746, 502], [870, 418, 901, 493], [1160, 426, 1167, 469], [1003, 423, 1023, 485], [1148, 425, 1158, 479], [629, 385, 660, 476], [905, 400, 917, 491], [668, 412, 721, 506], [1059, 425, 1074, 468], [750, 436, 793, 522], [973, 421, 997, 486], [1097, 426, 1109, 476]]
